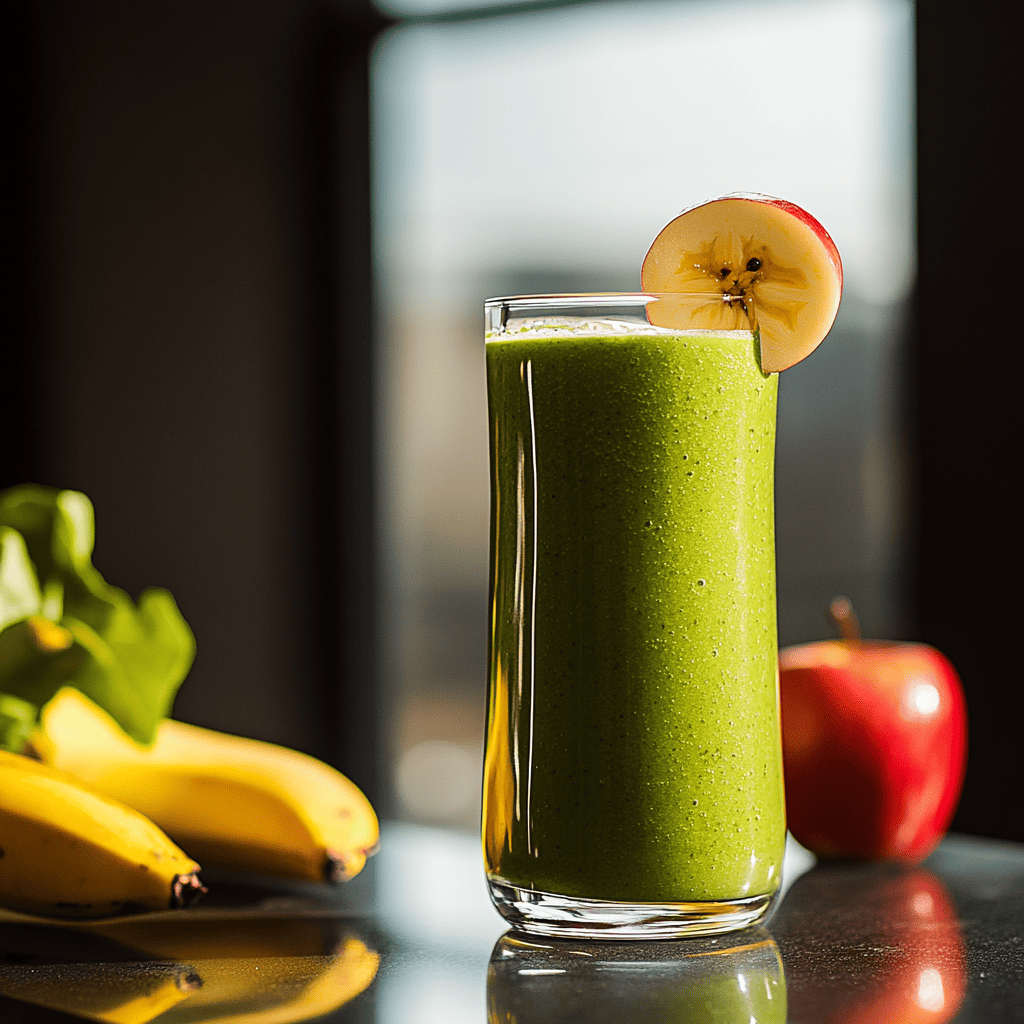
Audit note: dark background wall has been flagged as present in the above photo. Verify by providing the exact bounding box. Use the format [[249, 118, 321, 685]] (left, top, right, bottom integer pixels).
[[6, 0, 1022, 841], [915, 2, 1021, 843], [7, 0, 386, 806]]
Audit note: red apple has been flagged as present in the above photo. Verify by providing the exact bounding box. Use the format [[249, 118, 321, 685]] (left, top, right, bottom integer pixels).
[[640, 193, 843, 371], [779, 598, 967, 862]]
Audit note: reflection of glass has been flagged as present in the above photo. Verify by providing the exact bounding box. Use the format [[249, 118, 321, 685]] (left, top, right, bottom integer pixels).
[[487, 928, 787, 1023], [483, 295, 786, 938], [775, 865, 967, 1023]]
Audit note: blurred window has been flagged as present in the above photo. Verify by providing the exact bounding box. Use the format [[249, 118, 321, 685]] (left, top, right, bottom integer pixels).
[[371, 0, 914, 830]]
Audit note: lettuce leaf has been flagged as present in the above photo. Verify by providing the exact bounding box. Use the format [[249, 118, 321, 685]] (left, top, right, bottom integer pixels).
[[0, 485, 195, 751]]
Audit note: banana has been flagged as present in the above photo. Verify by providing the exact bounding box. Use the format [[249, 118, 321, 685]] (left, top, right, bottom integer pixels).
[[38, 688, 379, 884], [0, 960, 200, 1024], [0, 750, 204, 919]]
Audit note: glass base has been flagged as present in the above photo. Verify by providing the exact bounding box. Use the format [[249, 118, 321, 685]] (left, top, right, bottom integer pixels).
[[488, 878, 776, 940]]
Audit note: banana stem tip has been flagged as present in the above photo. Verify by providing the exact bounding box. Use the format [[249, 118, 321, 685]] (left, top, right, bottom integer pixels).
[[172, 873, 207, 909]]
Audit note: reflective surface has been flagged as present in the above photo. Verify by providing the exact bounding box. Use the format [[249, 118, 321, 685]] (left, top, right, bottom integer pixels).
[[0, 832, 1021, 1022], [488, 929, 787, 1023]]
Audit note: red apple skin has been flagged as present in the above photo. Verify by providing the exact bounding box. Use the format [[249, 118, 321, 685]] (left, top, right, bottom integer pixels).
[[779, 640, 967, 862], [724, 192, 844, 290]]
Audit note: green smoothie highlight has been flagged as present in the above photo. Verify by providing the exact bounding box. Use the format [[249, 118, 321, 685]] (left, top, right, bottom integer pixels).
[[483, 320, 786, 904]]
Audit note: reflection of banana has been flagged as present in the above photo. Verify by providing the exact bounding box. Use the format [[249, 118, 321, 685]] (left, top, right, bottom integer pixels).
[[157, 940, 379, 1024], [39, 688, 379, 884], [0, 961, 200, 1024], [0, 918, 202, 1024], [0, 750, 204, 919], [76, 917, 379, 1024]]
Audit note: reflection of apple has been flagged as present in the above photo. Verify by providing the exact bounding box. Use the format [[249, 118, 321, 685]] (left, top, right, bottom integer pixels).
[[777, 866, 967, 1023], [779, 598, 967, 862]]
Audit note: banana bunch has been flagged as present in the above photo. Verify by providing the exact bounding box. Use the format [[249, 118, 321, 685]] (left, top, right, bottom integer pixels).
[[0, 750, 204, 919], [37, 688, 379, 884]]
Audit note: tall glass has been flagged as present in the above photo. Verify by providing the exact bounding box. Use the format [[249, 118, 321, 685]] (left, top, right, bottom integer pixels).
[[482, 294, 786, 939]]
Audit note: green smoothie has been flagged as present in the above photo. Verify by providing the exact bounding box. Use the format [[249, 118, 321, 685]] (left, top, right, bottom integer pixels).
[[483, 319, 786, 904]]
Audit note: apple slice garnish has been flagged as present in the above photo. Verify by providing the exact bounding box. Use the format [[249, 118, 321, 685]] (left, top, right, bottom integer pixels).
[[641, 193, 843, 372]]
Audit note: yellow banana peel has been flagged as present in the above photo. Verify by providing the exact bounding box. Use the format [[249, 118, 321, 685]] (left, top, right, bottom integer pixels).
[[0, 750, 204, 919], [38, 688, 379, 884]]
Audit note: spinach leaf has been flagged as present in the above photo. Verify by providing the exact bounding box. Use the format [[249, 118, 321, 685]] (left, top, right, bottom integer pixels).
[[0, 485, 195, 751]]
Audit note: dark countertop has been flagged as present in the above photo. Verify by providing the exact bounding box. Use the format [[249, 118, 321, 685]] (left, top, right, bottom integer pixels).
[[1, 829, 1021, 1023]]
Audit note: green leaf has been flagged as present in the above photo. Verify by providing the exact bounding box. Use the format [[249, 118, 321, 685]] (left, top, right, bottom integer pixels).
[[0, 527, 43, 630], [0, 485, 95, 586], [0, 486, 112, 624], [0, 484, 195, 748], [61, 590, 195, 743], [0, 616, 80, 698], [0, 693, 38, 755], [0, 616, 83, 752]]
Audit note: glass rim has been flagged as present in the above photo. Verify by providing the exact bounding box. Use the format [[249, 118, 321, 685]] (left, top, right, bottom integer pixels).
[[486, 292, 697, 309], [484, 291, 757, 340]]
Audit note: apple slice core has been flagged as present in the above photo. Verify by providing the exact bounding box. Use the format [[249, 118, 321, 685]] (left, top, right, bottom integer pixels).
[[641, 194, 843, 372]]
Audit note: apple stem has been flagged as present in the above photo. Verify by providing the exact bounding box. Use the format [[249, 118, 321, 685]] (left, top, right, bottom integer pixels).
[[828, 596, 862, 643]]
